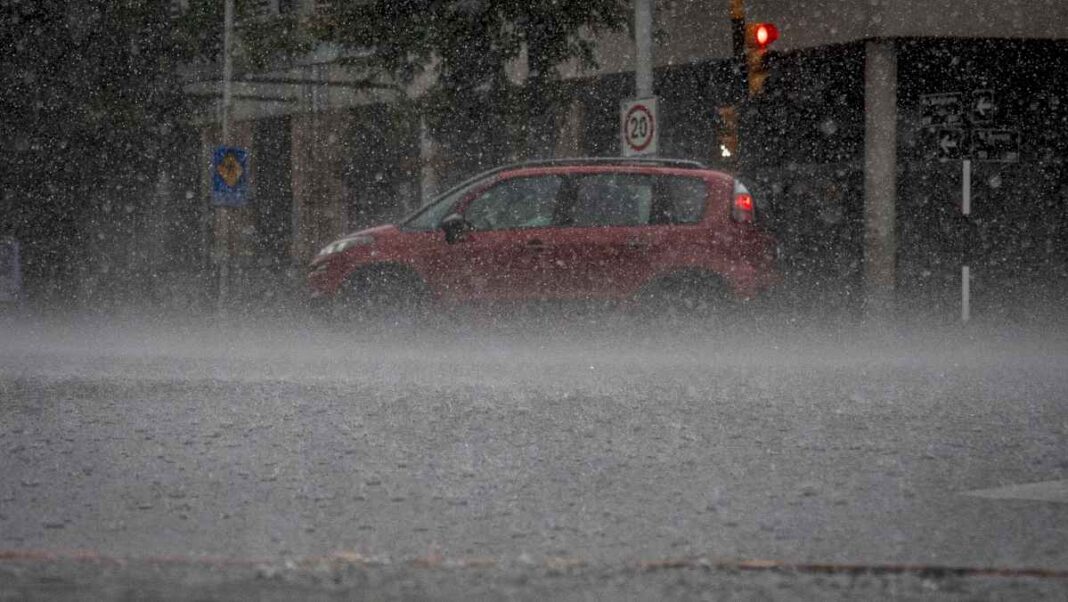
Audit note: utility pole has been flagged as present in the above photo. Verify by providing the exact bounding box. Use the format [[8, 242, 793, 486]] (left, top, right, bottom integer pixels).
[[218, 0, 234, 315], [634, 0, 654, 99]]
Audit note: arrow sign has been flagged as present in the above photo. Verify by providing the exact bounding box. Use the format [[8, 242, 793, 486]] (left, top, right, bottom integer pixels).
[[971, 89, 996, 124], [931, 127, 963, 159], [940, 133, 958, 154]]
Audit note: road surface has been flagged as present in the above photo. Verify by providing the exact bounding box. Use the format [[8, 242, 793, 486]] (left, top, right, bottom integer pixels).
[[1, 313, 1066, 599]]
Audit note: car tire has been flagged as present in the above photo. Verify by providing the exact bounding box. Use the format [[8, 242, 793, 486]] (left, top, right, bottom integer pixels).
[[335, 266, 430, 327], [635, 272, 733, 326]]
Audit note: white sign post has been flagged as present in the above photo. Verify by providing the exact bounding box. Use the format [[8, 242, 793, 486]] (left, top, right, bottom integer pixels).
[[961, 159, 972, 324], [621, 97, 659, 157]]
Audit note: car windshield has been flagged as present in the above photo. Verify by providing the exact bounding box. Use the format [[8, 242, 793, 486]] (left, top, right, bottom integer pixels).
[[400, 180, 486, 231]]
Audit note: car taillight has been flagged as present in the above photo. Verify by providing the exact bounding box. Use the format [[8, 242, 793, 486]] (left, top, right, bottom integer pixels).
[[732, 192, 755, 223]]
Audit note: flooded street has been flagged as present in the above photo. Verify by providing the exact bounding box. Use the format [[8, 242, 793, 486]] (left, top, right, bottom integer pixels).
[[2, 316, 1066, 598]]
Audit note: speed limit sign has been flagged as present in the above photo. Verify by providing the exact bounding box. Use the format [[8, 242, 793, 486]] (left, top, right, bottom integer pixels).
[[620, 97, 659, 157]]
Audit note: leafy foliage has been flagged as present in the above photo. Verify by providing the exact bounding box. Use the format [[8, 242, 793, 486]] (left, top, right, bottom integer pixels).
[[173, 0, 313, 70], [0, 0, 628, 297], [311, 0, 628, 91], [311, 0, 628, 166], [0, 0, 193, 296]]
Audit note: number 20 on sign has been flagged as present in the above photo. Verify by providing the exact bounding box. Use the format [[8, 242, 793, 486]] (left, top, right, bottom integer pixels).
[[621, 97, 659, 157]]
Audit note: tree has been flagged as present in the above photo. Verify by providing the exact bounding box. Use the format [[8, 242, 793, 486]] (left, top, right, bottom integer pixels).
[[310, 0, 629, 170], [0, 0, 198, 302], [0, 0, 629, 302]]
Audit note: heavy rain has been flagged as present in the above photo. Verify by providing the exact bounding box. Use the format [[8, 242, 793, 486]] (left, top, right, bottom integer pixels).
[[1, 1, 1067, 600]]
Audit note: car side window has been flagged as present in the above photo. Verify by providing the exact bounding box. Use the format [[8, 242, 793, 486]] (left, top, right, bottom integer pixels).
[[569, 175, 653, 227], [464, 176, 562, 231], [649, 177, 708, 225]]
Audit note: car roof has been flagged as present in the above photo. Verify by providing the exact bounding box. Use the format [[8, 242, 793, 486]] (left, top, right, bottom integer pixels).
[[424, 158, 734, 211], [502, 164, 730, 180], [490, 157, 734, 182]]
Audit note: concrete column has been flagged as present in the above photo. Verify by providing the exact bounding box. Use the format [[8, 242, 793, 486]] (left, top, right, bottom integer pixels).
[[290, 112, 351, 264], [419, 115, 439, 204], [553, 98, 585, 158], [863, 40, 898, 319]]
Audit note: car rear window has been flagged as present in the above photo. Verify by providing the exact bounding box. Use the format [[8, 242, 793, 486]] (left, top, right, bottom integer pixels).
[[568, 174, 708, 227], [652, 177, 708, 224]]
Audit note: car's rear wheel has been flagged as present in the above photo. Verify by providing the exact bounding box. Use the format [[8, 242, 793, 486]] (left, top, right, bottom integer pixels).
[[634, 272, 734, 326], [334, 266, 431, 326]]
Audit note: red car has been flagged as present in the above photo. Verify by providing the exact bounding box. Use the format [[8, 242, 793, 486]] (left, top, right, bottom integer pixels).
[[308, 158, 779, 318]]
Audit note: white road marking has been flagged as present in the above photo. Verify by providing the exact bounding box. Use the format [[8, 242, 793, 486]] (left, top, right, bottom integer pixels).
[[962, 480, 1068, 503]]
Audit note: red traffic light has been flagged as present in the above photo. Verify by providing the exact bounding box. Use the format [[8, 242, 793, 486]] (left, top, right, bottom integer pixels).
[[753, 22, 779, 48]]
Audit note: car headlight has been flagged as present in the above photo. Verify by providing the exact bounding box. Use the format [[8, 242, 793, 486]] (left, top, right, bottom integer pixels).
[[317, 235, 373, 257]]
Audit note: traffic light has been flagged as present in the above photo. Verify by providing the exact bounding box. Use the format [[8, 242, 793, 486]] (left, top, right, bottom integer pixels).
[[715, 106, 739, 166], [746, 22, 778, 96]]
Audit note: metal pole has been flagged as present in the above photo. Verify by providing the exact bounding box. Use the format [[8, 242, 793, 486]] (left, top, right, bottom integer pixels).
[[962, 265, 971, 323], [962, 159, 972, 216], [634, 0, 654, 98], [218, 0, 234, 315], [222, 0, 233, 144], [961, 158, 972, 323]]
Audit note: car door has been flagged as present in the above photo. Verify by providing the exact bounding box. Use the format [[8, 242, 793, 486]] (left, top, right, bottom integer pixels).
[[430, 174, 564, 301], [544, 173, 714, 300], [545, 173, 658, 299]]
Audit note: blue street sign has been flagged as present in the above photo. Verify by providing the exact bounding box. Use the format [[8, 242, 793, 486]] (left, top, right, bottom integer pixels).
[[211, 146, 250, 208]]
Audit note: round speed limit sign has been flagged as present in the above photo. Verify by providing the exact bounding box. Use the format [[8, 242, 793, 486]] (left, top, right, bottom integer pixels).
[[621, 97, 659, 156]]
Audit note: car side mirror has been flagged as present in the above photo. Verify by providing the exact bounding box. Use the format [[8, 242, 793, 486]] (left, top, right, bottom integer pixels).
[[440, 213, 471, 244]]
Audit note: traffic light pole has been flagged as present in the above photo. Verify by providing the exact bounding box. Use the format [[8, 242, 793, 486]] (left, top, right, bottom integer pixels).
[[718, 0, 747, 168], [730, 0, 747, 102]]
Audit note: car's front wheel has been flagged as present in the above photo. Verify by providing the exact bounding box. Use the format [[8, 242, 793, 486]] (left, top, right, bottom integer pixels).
[[335, 266, 431, 326]]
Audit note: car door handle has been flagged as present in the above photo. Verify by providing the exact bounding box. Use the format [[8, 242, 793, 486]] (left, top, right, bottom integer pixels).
[[525, 239, 548, 251]]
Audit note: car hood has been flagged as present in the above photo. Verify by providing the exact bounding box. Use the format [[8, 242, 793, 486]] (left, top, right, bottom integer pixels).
[[309, 224, 402, 267], [340, 224, 399, 240]]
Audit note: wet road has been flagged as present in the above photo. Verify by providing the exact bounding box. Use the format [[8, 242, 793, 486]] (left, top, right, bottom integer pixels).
[[1, 315, 1067, 598]]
